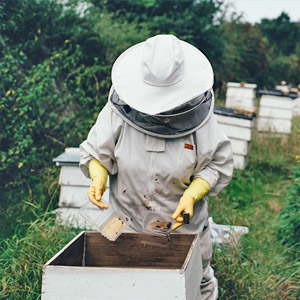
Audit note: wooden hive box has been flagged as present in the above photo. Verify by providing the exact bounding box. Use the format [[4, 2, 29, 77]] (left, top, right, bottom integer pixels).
[[257, 94, 294, 134], [293, 97, 300, 117], [53, 148, 109, 228], [225, 82, 257, 110], [42, 232, 202, 300], [214, 106, 255, 170]]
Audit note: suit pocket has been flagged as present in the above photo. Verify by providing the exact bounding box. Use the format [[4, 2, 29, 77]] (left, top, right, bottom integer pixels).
[[177, 135, 197, 182]]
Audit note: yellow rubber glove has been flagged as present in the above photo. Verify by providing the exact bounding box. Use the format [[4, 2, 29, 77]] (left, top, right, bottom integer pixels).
[[88, 159, 109, 209], [171, 178, 210, 231]]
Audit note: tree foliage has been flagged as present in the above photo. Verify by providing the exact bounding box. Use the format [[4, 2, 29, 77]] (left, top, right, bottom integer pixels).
[[1, 0, 300, 240], [219, 21, 270, 88], [260, 12, 300, 56]]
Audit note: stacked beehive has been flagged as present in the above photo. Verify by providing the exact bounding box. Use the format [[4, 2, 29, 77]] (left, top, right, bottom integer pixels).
[[275, 83, 300, 116], [257, 90, 296, 134], [53, 147, 109, 228], [226, 82, 257, 110], [214, 107, 254, 170], [293, 97, 300, 116]]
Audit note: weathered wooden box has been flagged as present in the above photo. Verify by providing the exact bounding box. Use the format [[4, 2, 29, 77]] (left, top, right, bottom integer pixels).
[[257, 94, 293, 134], [214, 106, 255, 169], [53, 148, 109, 228], [225, 82, 257, 110], [42, 232, 202, 300]]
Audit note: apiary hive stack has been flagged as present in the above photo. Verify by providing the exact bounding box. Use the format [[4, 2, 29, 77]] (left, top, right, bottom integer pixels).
[[257, 90, 296, 134], [214, 106, 255, 170], [53, 148, 109, 228], [225, 82, 257, 110], [293, 97, 300, 116]]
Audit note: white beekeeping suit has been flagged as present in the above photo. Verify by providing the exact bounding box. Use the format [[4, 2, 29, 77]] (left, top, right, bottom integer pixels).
[[80, 34, 234, 300]]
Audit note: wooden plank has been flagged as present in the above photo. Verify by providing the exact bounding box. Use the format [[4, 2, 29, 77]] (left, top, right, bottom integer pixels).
[[215, 114, 253, 128], [84, 232, 196, 269], [44, 231, 85, 267], [257, 117, 292, 134], [42, 266, 187, 300], [218, 123, 252, 141], [58, 185, 110, 208], [259, 106, 292, 119], [260, 95, 293, 110], [233, 154, 248, 170], [59, 166, 92, 186], [233, 106, 257, 118]]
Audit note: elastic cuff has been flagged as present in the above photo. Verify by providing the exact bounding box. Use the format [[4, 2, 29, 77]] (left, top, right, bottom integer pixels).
[[89, 159, 108, 181], [183, 177, 210, 202]]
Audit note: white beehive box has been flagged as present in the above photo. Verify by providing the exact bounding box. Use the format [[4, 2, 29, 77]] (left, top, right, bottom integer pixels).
[[214, 107, 255, 170], [226, 82, 257, 110], [257, 94, 294, 134], [293, 97, 300, 117], [42, 231, 202, 300], [275, 84, 290, 94], [53, 148, 109, 228]]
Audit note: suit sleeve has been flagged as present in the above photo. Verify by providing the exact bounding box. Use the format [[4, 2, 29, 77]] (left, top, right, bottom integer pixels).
[[193, 114, 234, 196], [79, 103, 123, 178]]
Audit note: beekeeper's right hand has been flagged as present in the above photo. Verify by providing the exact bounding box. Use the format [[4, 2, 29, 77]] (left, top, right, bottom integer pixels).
[[88, 159, 109, 209]]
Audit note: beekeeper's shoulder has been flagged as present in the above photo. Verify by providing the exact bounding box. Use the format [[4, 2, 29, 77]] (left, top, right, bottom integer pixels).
[[195, 113, 229, 147], [95, 102, 125, 129]]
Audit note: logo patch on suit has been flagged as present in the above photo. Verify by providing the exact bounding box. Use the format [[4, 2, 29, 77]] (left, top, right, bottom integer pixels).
[[184, 143, 194, 150]]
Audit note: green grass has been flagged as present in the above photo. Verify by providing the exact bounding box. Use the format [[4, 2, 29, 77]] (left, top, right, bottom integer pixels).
[[0, 166, 61, 243], [209, 118, 300, 299], [0, 214, 80, 299], [0, 118, 299, 299]]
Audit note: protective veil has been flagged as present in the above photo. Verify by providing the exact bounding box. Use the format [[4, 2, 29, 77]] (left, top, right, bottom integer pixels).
[[110, 88, 213, 138]]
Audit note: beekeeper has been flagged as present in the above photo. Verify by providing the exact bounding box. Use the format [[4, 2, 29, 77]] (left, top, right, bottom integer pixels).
[[80, 34, 233, 300]]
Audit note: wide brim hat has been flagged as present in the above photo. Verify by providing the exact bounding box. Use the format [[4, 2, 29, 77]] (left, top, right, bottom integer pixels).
[[111, 34, 214, 115]]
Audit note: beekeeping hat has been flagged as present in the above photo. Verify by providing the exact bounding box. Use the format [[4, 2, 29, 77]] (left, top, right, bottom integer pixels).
[[111, 34, 214, 115]]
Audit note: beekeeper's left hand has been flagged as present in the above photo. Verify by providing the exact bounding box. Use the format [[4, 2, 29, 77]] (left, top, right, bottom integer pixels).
[[171, 177, 210, 231]]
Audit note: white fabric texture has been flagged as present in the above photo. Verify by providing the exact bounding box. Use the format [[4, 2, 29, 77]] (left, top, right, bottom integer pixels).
[[111, 34, 214, 115], [79, 102, 233, 233]]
